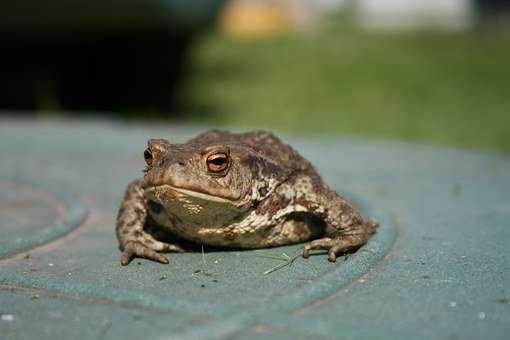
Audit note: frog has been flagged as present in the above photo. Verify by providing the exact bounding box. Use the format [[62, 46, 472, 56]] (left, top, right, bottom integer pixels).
[[116, 130, 378, 265]]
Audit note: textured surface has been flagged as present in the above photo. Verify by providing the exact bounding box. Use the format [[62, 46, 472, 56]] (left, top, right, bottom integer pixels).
[[0, 181, 87, 259], [0, 118, 509, 339]]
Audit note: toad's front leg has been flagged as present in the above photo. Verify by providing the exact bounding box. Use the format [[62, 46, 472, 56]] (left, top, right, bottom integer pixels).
[[303, 221, 377, 262], [116, 179, 184, 265], [297, 177, 378, 262]]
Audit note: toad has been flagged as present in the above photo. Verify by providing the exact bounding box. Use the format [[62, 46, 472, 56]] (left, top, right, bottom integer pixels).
[[116, 130, 377, 265]]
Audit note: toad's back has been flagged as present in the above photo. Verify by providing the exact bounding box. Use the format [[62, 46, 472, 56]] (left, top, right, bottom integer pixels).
[[189, 130, 312, 173]]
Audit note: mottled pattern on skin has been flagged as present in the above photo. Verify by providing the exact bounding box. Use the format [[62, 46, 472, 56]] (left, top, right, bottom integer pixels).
[[116, 130, 378, 265]]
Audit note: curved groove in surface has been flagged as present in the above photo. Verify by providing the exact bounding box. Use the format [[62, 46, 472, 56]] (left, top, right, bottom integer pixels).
[[272, 193, 397, 312], [0, 181, 89, 260], [0, 190, 393, 323]]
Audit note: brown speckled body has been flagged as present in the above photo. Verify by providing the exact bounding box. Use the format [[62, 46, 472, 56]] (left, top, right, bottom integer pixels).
[[116, 130, 377, 265]]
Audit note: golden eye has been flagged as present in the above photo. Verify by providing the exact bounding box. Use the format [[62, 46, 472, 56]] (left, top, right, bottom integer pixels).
[[144, 148, 153, 166], [207, 153, 229, 173]]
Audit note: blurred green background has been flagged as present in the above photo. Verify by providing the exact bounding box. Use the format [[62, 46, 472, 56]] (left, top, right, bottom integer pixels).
[[182, 15, 510, 152], [1, 0, 509, 152]]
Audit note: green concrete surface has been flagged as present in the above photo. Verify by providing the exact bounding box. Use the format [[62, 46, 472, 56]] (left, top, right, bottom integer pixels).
[[0, 181, 87, 259], [0, 118, 509, 339]]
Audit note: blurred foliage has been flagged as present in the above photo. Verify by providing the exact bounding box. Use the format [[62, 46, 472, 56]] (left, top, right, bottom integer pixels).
[[179, 15, 510, 152]]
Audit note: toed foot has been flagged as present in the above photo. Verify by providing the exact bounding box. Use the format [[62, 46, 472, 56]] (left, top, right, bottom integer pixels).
[[302, 236, 363, 262], [120, 239, 184, 266]]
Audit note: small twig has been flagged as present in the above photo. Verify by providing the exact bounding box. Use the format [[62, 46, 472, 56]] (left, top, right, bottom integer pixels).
[[263, 253, 301, 275], [201, 244, 207, 267], [287, 247, 305, 268], [255, 249, 303, 275], [192, 244, 215, 277], [264, 262, 290, 275], [253, 252, 291, 261]]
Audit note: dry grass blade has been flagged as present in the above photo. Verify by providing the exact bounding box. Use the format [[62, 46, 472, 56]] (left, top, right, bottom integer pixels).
[[254, 248, 303, 275]]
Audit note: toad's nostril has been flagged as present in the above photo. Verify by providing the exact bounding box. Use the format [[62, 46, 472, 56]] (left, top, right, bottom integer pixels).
[[148, 200, 163, 214]]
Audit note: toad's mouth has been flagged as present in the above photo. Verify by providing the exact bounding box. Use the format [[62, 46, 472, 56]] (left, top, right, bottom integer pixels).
[[145, 184, 236, 204]]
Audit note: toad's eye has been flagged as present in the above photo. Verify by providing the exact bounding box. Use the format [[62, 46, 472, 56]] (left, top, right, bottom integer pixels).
[[206, 153, 229, 173], [144, 148, 153, 166]]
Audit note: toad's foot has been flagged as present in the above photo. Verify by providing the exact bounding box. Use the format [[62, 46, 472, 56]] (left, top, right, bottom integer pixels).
[[120, 238, 185, 266], [302, 235, 366, 262]]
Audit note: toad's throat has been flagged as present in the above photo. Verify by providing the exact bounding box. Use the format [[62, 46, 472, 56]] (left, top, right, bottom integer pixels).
[[145, 184, 248, 233], [145, 184, 235, 204]]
